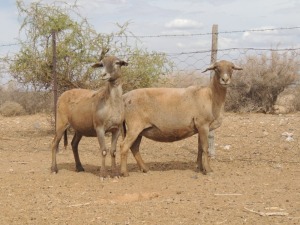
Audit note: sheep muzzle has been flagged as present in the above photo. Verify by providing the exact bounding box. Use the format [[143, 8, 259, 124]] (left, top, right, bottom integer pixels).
[[220, 73, 231, 86]]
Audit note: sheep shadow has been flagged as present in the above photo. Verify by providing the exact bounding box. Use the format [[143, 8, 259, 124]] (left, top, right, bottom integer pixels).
[[58, 160, 198, 177], [58, 162, 101, 177], [146, 160, 197, 172]]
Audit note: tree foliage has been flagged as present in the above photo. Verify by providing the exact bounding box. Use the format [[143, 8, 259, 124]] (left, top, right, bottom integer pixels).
[[7, 0, 172, 92], [122, 49, 171, 91]]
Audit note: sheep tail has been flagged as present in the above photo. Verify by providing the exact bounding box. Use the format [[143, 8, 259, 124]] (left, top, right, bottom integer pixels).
[[64, 130, 68, 150]]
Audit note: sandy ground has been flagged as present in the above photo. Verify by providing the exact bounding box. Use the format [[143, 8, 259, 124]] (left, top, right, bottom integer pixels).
[[0, 112, 299, 225]]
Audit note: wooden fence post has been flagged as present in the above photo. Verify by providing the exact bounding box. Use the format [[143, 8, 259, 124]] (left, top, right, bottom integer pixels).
[[208, 24, 218, 157], [52, 30, 57, 130]]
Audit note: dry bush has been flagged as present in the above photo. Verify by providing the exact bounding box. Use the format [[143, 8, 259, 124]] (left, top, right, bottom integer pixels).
[[0, 84, 53, 114], [0, 101, 26, 117], [16, 91, 53, 114], [158, 71, 209, 88], [274, 85, 300, 113], [226, 51, 299, 113], [294, 86, 300, 111]]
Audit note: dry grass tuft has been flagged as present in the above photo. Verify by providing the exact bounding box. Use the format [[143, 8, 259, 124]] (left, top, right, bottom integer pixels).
[[0, 101, 26, 117]]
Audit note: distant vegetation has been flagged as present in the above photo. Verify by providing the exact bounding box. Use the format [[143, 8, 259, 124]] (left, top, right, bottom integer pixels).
[[0, 1, 299, 117], [1, 50, 299, 116], [225, 51, 299, 113], [3, 0, 172, 93]]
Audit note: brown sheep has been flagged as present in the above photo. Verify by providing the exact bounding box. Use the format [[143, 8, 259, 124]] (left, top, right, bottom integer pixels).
[[51, 53, 128, 178], [120, 60, 242, 176]]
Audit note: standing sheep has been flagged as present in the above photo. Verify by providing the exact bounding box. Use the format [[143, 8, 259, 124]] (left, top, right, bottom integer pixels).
[[120, 60, 242, 176], [51, 52, 128, 178]]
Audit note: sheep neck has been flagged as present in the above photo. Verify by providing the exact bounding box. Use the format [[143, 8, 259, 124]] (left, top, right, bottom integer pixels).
[[209, 75, 227, 118], [107, 77, 122, 89], [104, 77, 123, 101]]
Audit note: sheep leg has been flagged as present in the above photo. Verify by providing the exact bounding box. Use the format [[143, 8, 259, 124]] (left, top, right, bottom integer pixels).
[[51, 113, 70, 173], [110, 129, 120, 177], [51, 127, 67, 173], [196, 134, 203, 172], [197, 125, 213, 174], [51, 135, 61, 173], [130, 135, 149, 173], [96, 128, 108, 178], [120, 131, 141, 177], [120, 139, 131, 177], [71, 132, 84, 172]]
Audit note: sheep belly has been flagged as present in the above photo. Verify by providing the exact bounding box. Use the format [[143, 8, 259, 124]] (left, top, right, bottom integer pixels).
[[72, 125, 98, 137], [141, 126, 196, 142]]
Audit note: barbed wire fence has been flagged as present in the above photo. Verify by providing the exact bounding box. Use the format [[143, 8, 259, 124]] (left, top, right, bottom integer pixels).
[[1, 25, 300, 84], [113, 26, 300, 71], [0, 25, 300, 112]]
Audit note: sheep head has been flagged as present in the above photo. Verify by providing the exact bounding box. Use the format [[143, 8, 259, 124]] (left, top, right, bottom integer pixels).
[[203, 60, 242, 87], [92, 54, 128, 81]]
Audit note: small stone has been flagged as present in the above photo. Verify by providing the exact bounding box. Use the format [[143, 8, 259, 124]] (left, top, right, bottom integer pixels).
[[223, 145, 231, 150]]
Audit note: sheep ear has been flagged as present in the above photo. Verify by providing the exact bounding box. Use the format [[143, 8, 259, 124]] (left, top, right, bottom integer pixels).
[[202, 63, 216, 73], [92, 62, 103, 68], [116, 60, 128, 67], [99, 48, 109, 61], [232, 64, 243, 70]]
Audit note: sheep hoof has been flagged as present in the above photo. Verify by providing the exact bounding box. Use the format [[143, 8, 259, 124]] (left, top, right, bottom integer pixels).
[[196, 165, 203, 173], [111, 175, 120, 180], [51, 166, 58, 174], [196, 168, 202, 173], [100, 169, 108, 179], [76, 166, 85, 172], [203, 169, 213, 175], [100, 173, 110, 181], [111, 170, 120, 178], [120, 171, 129, 177], [141, 167, 149, 173]]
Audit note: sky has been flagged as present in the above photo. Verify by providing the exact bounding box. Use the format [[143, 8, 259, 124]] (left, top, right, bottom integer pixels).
[[0, 0, 300, 83]]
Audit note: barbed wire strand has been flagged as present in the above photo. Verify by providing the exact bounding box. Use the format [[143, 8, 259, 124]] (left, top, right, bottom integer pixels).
[[0, 26, 300, 48], [113, 26, 300, 38]]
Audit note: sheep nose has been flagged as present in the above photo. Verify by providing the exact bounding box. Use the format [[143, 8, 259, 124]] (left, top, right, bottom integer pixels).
[[100, 72, 111, 80], [222, 77, 228, 83], [221, 74, 230, 83]]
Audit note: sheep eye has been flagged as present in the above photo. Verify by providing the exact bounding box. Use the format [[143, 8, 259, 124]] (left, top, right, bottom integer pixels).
[[115, 60, 128, 67]]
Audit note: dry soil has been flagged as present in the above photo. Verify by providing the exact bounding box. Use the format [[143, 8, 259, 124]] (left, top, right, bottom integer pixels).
[[0, 113, 299, 225]]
